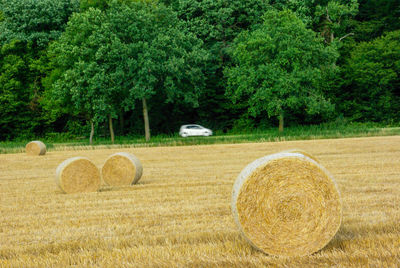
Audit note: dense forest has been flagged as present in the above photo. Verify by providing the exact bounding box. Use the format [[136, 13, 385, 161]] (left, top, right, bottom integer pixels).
[[0, 0, 399, 142]]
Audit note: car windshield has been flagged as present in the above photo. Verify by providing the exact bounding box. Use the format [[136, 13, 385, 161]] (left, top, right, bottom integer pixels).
[[185, 125, 202, 129]]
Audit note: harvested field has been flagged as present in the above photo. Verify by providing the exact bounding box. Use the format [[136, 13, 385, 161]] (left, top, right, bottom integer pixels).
[[0, 136, 399, 267]]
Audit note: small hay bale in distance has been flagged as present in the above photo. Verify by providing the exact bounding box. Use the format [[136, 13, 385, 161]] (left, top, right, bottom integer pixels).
[[101, 152, 143, 186], [281, 148, 319, 163], [55, 157, 101, 194], [231, 152, 342, 257], [26, 141, 46, 156]]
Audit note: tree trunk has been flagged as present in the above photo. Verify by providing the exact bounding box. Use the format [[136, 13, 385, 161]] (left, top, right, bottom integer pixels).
[[142, 98, 150, 141], [119, 111, 124, 136], [279, 112, 284, 132], [89, 120, 94, 145], [109, 114, 115, 144]]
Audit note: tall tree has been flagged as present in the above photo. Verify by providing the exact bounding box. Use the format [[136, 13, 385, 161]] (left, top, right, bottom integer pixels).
[[47, 8, 122, 144], [225, 9, 337, 132], [105, 1, 208, 141]]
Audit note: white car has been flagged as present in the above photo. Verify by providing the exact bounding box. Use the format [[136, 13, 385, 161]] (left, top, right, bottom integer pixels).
[[179, 124, 213, 137]]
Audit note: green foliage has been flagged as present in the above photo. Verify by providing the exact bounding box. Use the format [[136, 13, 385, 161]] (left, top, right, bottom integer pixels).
[[225, 9, 338, 129], [0, 41, 56, 140], [0, 0, 79, 48], [354, 0, 400, 42], [162, 0, 271, 130], [341, 30, 400, 122], [80, 0, 109, 11], [0, 0, 80, 140], [358, 0, 400, 29], [48, 8, 114, 124], [169, 0, 270, 51], [0, 41, 31, 139], [270, 0, 315, 25], [104, 1, 208, 109], [314, 0, 359, 43]]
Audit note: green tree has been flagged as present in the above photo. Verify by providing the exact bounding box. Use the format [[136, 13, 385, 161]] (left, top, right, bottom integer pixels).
[[340, 30, 400, 122], [225, 9, 338, 132], [106, 1, 208, 141], [47, 8, 121, 144]]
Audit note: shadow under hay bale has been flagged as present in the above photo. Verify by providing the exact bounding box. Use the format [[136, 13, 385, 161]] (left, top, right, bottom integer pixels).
[[101, 152, 143, 186], [55, 157, 101, 194], [231, 152, 342, 257], [26, 141, 46, 156]]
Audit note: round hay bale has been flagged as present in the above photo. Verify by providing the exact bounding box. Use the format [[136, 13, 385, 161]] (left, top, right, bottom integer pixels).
[[101, 152, 143, 186], [55, 157, 101, 194], [281, 149, 319, 162], [231, 152, 342, 257], [26, 141, 46, 155]]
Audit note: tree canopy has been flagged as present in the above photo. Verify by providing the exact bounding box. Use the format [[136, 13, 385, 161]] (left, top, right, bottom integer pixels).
[[48, 1, 208, 142], [0, 0, 399, 141], [225, 9, 337, 131], [0, 0, 79, 48]]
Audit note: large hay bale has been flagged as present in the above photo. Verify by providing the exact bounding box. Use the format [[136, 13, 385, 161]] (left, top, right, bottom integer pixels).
[[101, 152, 143, 186], [55, 157, 101, 194], [231, 152, 342, 257], [26, 141, 46, 155], [281, 149, 319, 162]]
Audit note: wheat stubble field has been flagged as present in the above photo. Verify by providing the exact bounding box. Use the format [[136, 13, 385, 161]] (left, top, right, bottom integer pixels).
[[1, 136, 400, 267]]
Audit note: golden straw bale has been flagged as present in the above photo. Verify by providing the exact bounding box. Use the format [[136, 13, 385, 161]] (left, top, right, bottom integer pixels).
[[231, 152, 342, 257], [281, 149, 319, 162], [26, 141, 46, 156], [55, 157, 101, 194], [101, 152, 143, 186]]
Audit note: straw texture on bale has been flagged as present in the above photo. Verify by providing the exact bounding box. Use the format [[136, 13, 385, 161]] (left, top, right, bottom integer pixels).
[[231, 152, 342, 257], [55, 157, 101, 194], [26, 141, 46, 155], [281, 149, 319, 163], [101, 152, 143, 186]]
